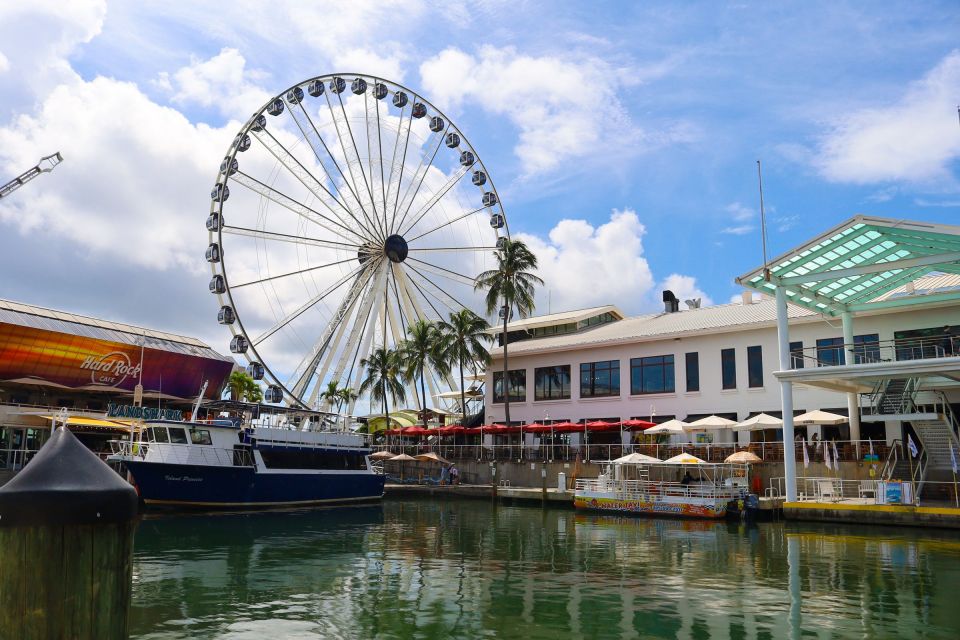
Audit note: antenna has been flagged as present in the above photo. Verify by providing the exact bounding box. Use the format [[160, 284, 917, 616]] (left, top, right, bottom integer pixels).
[[757, 160, 770, 282]]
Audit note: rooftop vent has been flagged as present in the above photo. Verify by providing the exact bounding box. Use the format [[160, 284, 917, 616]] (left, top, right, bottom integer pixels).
[[685, 298, 702, 309], [662, 290, 680, 313], [741, 291, 754, 305]]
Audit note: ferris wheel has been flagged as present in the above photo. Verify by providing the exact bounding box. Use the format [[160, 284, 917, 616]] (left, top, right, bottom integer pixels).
[[206, 74, 508, 413]]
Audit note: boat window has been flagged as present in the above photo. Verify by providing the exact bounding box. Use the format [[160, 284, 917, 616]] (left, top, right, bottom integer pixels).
[[258, 448, 368, 470], [151, 427, 170, 443], [190, 429, 213, 446], [168, 428, 189, 444]]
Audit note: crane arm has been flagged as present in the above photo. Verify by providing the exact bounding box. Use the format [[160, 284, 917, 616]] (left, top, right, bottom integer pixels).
[[0, 152, 63, 199]]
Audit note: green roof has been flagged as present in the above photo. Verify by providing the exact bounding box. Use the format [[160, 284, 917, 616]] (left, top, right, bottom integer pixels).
[[736, 216, 960, 316]]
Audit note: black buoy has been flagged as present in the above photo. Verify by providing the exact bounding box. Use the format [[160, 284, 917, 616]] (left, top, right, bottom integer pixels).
[[0, 425, 139, 638]]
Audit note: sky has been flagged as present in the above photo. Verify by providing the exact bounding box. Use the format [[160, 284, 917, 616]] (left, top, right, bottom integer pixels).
[[0, 0, 959, 371]]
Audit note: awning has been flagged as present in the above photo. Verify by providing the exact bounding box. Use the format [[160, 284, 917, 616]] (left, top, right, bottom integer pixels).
[[44, 415, 131, 431]]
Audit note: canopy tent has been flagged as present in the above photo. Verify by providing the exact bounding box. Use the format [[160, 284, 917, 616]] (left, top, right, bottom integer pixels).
[[661, 453, 706, 464], [794, 410, 848, 425], [685, 415, 737, 431], [645, 419, 687, 435], [432, 389, 483, 400], [725, 450, 763, 464], [367, 413, 417, 434], [733, 413, 784, 432], [611, 452, 661, 464], [43, 415, 130, 432]]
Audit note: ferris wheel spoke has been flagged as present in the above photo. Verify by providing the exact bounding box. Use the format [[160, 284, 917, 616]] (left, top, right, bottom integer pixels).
[[397, 163, 471, 238], [408, 246, 498, 252], [253, 259, 371, 347], [254, 129, 363, 237], [336, 90, 382, 236], [391, 124, 449, 236], [307, 264, 387, 407], [342, 291, 380, 413], [386, 97, 416, 236], [290, 102, 374, 236], [222, 224, 359, 252], [406, 257, 477, 286], [231, 171, 367, 245], [371, 89, 389, 235], [322, 91, 382, 240], [400, 266, 451, 319], [405, 206, 487, 244], [404, 263, 471, 314], [288, 259, 383, 397], [229, 254, 360, 289]]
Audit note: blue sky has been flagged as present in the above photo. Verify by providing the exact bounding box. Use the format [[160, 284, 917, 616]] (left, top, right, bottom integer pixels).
[[0, 1, 958, 357]]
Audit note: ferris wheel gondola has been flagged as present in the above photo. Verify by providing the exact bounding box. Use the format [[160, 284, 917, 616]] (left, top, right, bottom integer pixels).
[[207, 74, 507, 413]]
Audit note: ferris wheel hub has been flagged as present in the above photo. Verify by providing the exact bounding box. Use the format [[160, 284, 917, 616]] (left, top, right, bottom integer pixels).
[[384, 234, 409, 263]]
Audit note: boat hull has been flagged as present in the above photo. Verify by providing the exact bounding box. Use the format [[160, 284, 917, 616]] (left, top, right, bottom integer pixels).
[[574, 493, 728, 519], [125, 461, 385, 508]]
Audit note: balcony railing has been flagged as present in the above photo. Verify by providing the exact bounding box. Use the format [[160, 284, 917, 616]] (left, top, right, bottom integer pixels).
[[790, 336, 959, 369]]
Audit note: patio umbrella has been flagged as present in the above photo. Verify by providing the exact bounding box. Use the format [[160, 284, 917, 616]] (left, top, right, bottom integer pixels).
[[621, 418, 656, 430], [645, 419, 687, 435], [388, 453, 416, 482], [612, 452, 661, 464], [662, 453, 706, 464], [685, 415, 737, 431], [733, 413, 783, 432], [414, 452, 450, 464], [725, 450, 762, 464], [794, 410, 847, 425], [369, 451, 396, 461]]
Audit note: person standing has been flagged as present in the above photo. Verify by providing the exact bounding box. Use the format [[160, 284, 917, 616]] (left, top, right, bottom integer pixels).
[[450, 465, 460, 485]]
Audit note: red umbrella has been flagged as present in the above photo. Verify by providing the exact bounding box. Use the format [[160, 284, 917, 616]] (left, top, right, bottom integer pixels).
[[621, 418, 656, 431], [585, 420, 621, 432], [400, 426, 438, 436], [551, 422, 584, 433], [437, 425, 466, 436]]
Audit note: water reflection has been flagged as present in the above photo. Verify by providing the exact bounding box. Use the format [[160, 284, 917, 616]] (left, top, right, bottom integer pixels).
[[130, 501, 960, 639]]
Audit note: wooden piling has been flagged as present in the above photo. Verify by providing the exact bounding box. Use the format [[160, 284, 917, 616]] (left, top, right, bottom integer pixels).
[[0, 426, 138, 639]]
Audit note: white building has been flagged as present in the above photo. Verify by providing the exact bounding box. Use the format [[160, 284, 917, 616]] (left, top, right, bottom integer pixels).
[[484, 271, 959, 448]]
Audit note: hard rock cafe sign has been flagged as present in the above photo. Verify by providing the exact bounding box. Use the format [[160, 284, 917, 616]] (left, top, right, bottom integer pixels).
[[79, 351, 143, 387]]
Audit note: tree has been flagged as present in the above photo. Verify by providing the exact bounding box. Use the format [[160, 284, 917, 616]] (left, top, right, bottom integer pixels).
[[359, 346, 406, 431], [438, 309, 491, 423], [337, 387, 358, 414], [318, 380, 341, 411], [399, 319, 449, 427], [226, 370, 263, 403], [474, 238, 543, 427]]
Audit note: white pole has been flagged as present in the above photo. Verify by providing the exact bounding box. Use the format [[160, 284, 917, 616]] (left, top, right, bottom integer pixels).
[[776, 286, 798, 502], [841, 311, 862, 442]]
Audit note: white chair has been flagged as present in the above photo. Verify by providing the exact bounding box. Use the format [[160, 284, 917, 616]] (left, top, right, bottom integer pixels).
[[858, 480, 876, 500], [817, 480, 837, 502]]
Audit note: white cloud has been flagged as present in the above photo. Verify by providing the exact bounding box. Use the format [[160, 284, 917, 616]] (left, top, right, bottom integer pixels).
[[725, 201, 755, 222], [814, 50, 960, 185], [419, 46, 648, 176], [159, 48, 271, 118], [660, 274, 713, 307], [721, 224, 755, 236], [0, 51, 9, 74], [516, 208, 711, 315]]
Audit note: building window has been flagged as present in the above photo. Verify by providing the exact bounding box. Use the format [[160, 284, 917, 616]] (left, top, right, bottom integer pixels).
[[721, 348, 736, 390], [816, 337, 844, 366], [534, 366, 571, 401], [853, 333, 880, 364], [630, 355, 675, 395], [580, 360, 620, 398], [493, 369, 526, 403], [685, 352, 699, 392], [789, 341, 804, 369], [747, 345, 763, 388], [895, 325, 960, 360]]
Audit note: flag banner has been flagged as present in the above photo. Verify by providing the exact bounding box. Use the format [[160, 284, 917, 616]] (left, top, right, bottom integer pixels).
[[869, 439, 875, 458], [832, 441, 839, 466], [951, 444, 958, 475], [803, 439, 810, 469], [825, 442, 832, 470], [908, 435, 919, 458]]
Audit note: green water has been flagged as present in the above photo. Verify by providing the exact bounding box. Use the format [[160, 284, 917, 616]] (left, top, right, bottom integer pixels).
[[131, 499, 960, 639]]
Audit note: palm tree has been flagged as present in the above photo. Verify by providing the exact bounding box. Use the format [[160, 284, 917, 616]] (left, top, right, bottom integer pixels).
[[438, 310, 491, 423], [337, 387, 358, 414], [318, 380, 341, 412], [474, 238, 543, 427], [399, 319, 449, 427], [226, 370, 263, 403], [359, 346, 406, 431]]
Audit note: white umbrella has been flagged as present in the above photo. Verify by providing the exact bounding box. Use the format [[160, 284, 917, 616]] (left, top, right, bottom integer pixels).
[[645, 419, 687, 435], [734, 413, 783, 432], [611, 452, 661, 464], [685, 415, 737, 431], [794, 410, 847, 425]]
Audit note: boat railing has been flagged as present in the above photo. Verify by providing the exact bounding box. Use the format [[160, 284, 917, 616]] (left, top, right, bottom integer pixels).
[[575, 477, 745, 501], [108, 440, 254, 467]]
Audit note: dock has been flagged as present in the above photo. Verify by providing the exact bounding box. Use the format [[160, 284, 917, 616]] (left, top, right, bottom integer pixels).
[[385, 483, 574, 505], [783, 500, 960, 529]]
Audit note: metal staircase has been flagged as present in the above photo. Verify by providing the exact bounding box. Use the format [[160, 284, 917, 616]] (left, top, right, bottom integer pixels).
[[865, 377, 918, 416]]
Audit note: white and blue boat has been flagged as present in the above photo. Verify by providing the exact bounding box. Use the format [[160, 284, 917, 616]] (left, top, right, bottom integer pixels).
[[110, 420, 383, 508]]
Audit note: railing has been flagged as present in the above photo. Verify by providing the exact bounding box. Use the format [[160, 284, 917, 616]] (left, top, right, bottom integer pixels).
[[790, 336, 958, 369], [0, 447, 42, 471], [575, 477, 746, 501], [881, 440, 902, 482], [374, 439, 890, 464], [109, 440, 253, 467]]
